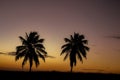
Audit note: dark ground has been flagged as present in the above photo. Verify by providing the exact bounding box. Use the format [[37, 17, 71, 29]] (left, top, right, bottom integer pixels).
[[0, 70, 120, 80]]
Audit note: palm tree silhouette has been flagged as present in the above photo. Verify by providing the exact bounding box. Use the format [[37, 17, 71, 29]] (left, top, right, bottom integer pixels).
[[61, 32, 89, 72], [15, 31, 47, 72]]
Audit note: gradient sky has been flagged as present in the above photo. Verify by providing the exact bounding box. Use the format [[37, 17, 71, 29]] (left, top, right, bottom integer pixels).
[[0, 0, 120, 73]]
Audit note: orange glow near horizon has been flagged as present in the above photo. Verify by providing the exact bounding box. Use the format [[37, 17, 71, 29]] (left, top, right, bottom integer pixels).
[[0, 48, 120, 74]]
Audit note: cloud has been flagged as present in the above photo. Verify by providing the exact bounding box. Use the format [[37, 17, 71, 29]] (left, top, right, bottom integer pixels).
[[82, 69, 105, 72], [0, 52, 16, 56], [8, 52, 16, 56], [0, 52, 55, 58], [45, 55, 56, 58], [0, 52, 5, 54], [105, 35, 120, 39]]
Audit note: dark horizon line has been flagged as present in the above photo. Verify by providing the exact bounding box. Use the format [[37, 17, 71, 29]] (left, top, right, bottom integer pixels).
[[0, 69, 119, 75]]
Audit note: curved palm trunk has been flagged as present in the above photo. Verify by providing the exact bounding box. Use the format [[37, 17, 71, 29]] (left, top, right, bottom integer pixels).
[[29, 59, 32, 72], [29, 66, 32, 72], [70, 61, 73, 72], [71, 66, 73, 72]]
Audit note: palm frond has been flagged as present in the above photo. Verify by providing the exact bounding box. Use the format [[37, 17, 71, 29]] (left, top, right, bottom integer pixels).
[[74, 32, 79, 39], [70, 35, 74, 41], [22, 55, 28, 68], [32, 35, 40, 44], [28, 32, 38, 43], [16, 46, 26, 55], [37, 48, 47, 54], [84, 46, 90, 51], [35, 44, 45, 49], [79, 35, 85, 40], [38, 39, 44, 43], [64, 38, 71, 42], [25, 32, 29, 40], [61, 43, 71, 49], [64, 52, 69, 61], [19, 36, 27, 45], [82, 40, 88, 44], [61, 46, 71, 55], [79, 48, 87, 58], [33, 53, 39, 67], [37, 51, 45, 62], [29, 32, 37, 38], [15, 49, 27, 61], [77, 51, 83, 63], [34, 35, 39, 41]]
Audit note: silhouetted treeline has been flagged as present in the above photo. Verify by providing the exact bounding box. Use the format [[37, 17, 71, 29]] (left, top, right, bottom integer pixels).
[[0, 70, 120, 80]]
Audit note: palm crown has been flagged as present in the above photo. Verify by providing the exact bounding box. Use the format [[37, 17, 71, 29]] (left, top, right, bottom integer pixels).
[[15, 31, 47, 72], [61, 32, 89, 72]]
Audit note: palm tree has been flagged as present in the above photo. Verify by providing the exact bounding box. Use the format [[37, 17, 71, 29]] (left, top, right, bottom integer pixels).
[[15, 31, 47, 72], [61, 32, 89, 72]]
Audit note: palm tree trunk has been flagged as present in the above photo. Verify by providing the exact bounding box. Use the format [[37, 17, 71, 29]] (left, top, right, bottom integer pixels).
[[71, 66, 73, 72], [70, 60, 73, 72], [29, 67, 32, 72]]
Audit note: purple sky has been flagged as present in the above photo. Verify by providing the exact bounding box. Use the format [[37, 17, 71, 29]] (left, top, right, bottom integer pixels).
[[0, 0, 120, 73]]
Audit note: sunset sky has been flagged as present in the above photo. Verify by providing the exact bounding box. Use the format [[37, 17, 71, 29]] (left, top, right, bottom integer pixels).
[[0, 0, 120, 74]]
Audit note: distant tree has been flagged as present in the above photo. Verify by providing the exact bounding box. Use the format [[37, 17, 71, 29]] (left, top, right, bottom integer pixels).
[[15, 31, 47, 72], [61, 32, 89, 72]]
